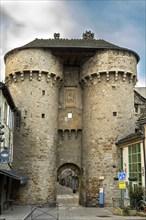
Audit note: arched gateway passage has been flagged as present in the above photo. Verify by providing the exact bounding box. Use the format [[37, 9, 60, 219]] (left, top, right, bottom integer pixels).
[[57, 163, 81, 206]]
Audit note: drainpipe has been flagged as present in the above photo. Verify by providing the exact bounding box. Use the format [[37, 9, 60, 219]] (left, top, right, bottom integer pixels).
[[137, 106, 146, 196], [142, 124, 146, 196]]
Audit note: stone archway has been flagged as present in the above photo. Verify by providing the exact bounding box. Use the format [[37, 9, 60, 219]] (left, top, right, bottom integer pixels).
[[57, 163, 81, 205], [57, 163, 81, 177]]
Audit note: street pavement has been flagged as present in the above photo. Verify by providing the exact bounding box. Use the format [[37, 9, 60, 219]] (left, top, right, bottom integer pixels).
[[0, 185, 146, 220]]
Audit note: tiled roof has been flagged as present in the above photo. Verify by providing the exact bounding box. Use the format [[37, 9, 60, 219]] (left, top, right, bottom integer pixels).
[[0, 82, 16, 110], [134, 90, 146, 102], [134, 87, 146, 99], [116, 132, 143, 146], [21, 38, 122, 48], [4, 36, 140, 62]]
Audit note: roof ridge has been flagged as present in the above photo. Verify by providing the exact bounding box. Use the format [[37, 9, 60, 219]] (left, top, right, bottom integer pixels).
[[4, 34, 140, 62]]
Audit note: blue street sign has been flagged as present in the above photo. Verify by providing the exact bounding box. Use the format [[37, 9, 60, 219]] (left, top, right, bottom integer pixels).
[[118, 172, 126, 181]]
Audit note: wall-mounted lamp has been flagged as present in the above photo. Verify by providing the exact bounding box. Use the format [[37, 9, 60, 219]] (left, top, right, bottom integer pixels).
[[0, 149, 10, 163]]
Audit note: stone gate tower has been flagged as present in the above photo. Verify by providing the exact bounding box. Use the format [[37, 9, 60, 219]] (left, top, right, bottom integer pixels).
[[4, 31, 139, 206]]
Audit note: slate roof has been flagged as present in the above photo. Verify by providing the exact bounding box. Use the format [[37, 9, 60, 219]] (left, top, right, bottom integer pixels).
[[4, 36, 140, 62], [0, 82, 16, 111], [134, 90, 146, 103], [0, 169, 27, 184], [21, 38, 122, 48], [116, 132, 143, 146], [134, 87, 146, 99]]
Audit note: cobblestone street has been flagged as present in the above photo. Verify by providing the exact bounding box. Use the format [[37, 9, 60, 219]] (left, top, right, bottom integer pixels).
[[57, 184, 79, 207], [0, 184, 146, 220]]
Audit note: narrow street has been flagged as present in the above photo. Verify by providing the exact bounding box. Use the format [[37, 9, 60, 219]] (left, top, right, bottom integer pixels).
[[0, 184, 145, 219], [57, 184, 79, 207]]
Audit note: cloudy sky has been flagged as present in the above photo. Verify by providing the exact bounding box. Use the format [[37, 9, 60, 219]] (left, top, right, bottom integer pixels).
[[0, 0, 146, 86]]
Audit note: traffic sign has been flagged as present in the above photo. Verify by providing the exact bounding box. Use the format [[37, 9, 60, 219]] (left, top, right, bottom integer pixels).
[[118, 172, 126, 181], [119, 181, 126, 189]]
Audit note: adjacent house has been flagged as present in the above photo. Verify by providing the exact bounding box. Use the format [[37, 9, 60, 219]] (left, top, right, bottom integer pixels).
[[0, 82, 27, 212], [134, 89, 146, 131], [116, 89, 146, 197]]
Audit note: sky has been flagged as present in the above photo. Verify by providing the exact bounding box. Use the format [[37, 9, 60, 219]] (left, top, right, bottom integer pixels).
[[0, 0, 146, 87]]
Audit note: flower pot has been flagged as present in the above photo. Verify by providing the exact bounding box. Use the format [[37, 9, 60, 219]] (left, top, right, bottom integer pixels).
[[114, 177, 119, 181], [128, 177, 137, 181]]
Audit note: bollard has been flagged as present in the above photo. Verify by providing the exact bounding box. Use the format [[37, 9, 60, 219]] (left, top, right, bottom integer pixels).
[[99, 187, 104, 207]]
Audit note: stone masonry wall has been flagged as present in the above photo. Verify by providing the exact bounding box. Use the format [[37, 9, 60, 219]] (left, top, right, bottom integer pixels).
[[80, 49, 137, 80], [5, 49, 63, 78], [80, 50, 137, 206], [4, 46, 138, 207], [57, 66, 82, 169], [57, 130, 82, 168], [5, 49, 63, 205]]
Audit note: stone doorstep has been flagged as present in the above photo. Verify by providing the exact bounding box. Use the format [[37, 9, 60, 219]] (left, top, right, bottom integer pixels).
[[137, 211, 146, 217], [112, 207, 137, 216], [113, 207, 146, 217]]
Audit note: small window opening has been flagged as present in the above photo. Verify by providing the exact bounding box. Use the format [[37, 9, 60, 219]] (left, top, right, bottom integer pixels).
[[135, 105, 138, 113], [135, 128, 139, 133], [42, 114, 45, 118], [68, 113, 72, 119], [113, 112, 117, 116], [42, 90, 45, 95], [112, 85, 116, 90]]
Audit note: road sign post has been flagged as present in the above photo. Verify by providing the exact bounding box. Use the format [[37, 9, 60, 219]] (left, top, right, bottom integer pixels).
[[118, 172, 126, 209], [118, 172, 126, 181]]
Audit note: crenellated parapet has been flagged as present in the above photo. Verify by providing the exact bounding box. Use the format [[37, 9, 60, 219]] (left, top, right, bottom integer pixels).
[[79, 70, 137, 87], [5, 70, 63, 87], [5, 48, 63, 81], [58, 129, 82, 140], [80, 50, 137, 82]]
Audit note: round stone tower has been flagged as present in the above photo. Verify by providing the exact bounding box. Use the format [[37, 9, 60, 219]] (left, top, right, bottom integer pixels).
[[4, 31, 139, 206], [5, 48, 63, 205], [79, 49, 138, 206]]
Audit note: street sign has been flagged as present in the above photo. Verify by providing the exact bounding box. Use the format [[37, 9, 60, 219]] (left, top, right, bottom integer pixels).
[[119, 181, 126, 189], [118, 172, 126, 181]]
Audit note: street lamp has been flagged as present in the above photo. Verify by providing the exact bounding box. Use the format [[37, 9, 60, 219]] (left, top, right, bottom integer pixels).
[[0, 149, 10, 163]]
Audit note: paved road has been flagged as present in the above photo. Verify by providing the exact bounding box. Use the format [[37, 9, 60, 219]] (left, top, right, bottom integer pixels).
[[0, 184, 145, 220], [57, 184, 79, 206]]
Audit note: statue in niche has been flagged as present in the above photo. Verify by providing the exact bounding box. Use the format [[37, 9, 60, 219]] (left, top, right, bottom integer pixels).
[[65, 89, 76, 107]]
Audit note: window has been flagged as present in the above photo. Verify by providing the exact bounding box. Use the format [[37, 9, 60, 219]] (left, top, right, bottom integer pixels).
[[42, 113, 45, 118], [4, 102, 7, 124], [134, 105, 139, 113], [128, 143, 142, 185], [68, 113, 72, 119], [42, 90, 45, 95], [112, 85, 116, 90], [113, 112, 117, 116], [15, 110, 21, 129], [9, 109, 14, 130]]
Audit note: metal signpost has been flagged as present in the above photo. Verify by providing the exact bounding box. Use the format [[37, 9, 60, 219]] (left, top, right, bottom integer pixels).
[[118, 172, 126, 208]]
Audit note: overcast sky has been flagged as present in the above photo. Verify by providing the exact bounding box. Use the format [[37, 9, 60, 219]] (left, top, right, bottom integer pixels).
[[0, 0, 146, 86]]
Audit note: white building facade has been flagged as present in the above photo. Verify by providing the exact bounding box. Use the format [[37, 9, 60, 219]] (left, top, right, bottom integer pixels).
[[0, 82, 16, 164]]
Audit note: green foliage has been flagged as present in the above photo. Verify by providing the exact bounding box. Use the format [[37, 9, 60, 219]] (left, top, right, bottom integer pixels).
[[129, 185, 144, 209], [122, 207, 129, 214]]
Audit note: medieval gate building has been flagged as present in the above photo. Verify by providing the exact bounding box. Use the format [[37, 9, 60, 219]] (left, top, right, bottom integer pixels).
[[4, 31, 139, 206]]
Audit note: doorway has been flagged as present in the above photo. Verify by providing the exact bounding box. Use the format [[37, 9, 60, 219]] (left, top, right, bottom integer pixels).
[[57, 163, 80, 206]]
